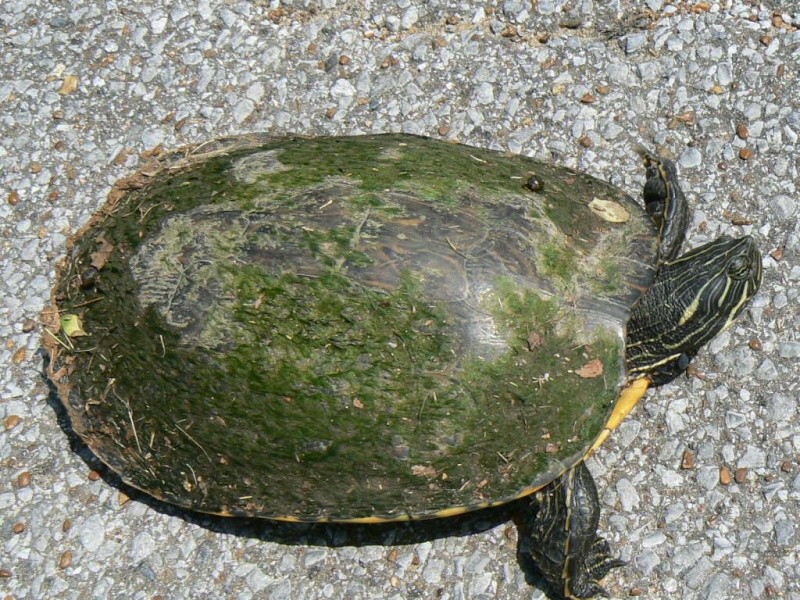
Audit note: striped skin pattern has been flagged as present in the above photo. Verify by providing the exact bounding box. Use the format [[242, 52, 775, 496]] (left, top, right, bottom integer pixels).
[[626, 235, 762, 385]]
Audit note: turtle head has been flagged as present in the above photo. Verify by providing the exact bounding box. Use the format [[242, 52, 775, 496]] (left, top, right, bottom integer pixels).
[[672, 235, 762, 337], [626, 235, 762, 385]]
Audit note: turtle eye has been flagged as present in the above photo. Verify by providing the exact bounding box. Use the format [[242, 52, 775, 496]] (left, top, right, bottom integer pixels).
[[727, 254, 750, 279]]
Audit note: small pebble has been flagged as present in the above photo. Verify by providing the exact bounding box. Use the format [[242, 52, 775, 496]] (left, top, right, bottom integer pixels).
[[739, 147, 754, 160], [17, 471, 32, 488], [682, 449, 695, 469], [736, 123, 749, 139], [59, 550, 73, 569], [629, 587, 644, 596], [679, 147, 702, 168], [720, 466, 732, 485], [4, 416, 21, 431], [735, 468, 748, 484], [12, 348, 26, 364]]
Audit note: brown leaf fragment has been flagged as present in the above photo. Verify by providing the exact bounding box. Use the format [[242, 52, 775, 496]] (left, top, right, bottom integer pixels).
[[527, 331, 543, 350], [90, 237, 114, 269], [114, 172, 152, 191], [59, 75, 79, 95], [500, 25, 518, 38], [729, 214, 753, 226], [49, 355, 77, 382], [112, 149, 129, 166], [411, 465, 438, 479], [685, 364, 706, 380], [681, 449, 695, 469], [575, 358, 603, 378], [12, 347, 26, 365], [39, 304, 61, 334], [690, 2, 711, 12]]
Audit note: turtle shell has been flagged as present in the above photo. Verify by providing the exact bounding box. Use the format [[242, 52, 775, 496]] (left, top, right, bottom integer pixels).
[[46, 134, 658, 521]]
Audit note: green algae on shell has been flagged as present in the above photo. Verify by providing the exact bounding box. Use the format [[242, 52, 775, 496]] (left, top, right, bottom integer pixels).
[[46, 134, 658, 520]]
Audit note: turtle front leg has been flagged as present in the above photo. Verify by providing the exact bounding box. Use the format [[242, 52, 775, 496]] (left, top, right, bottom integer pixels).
[[636, 147, 690, 262], [524, 462, 624, 599]]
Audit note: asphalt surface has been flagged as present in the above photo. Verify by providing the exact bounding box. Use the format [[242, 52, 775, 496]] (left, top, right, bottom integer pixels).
[[2, 1, 799, 599]]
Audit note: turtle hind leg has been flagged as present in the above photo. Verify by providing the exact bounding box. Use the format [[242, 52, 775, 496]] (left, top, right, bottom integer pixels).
[[521, 461, 624, 599]]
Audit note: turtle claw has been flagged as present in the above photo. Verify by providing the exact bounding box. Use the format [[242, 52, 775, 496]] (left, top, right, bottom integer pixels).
[[526, 461, 623, 599]]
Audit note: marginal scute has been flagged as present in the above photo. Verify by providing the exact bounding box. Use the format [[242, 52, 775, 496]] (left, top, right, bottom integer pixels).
[[46, 134, 659, 521]]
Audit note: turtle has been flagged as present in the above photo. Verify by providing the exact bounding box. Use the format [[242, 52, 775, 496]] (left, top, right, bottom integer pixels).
[[44, 133, 762, 598]]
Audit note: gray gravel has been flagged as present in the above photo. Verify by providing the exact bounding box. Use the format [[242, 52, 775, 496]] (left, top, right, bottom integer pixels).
[[2, 1, 800, 598]]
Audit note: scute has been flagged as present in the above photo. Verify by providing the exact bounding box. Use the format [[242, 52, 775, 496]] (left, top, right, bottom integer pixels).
[[47, 134, 658, 520]]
